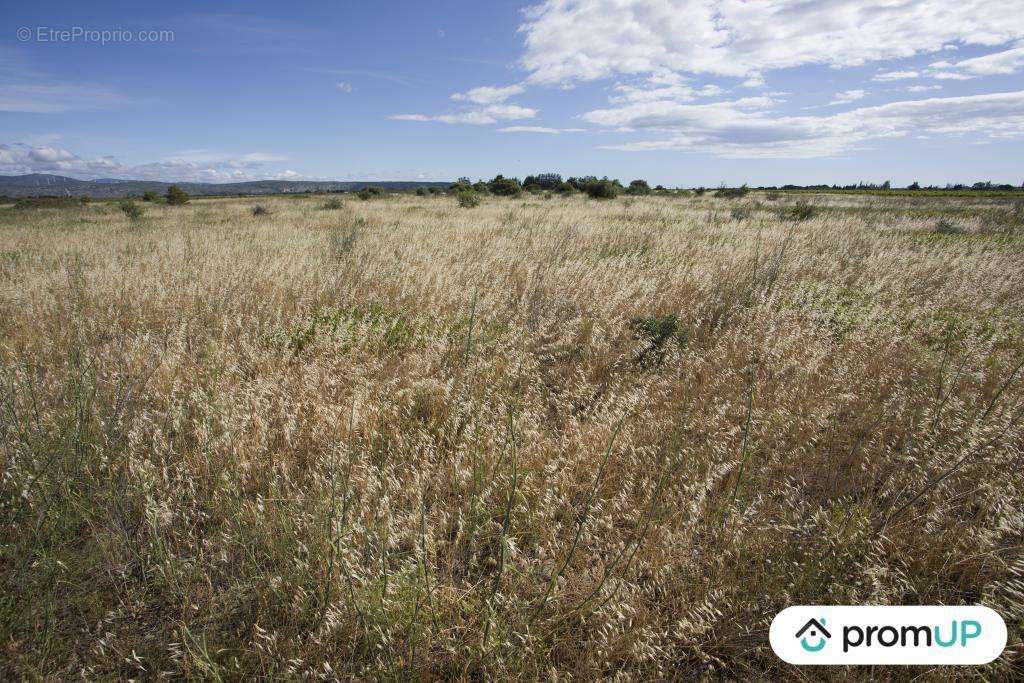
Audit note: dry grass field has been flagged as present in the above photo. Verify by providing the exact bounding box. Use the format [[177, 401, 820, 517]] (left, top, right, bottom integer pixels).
[[2, 192, 1023, 679]]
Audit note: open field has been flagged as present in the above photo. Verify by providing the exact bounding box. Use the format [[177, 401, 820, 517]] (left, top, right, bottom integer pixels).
[[2, 193, 1023, 679]]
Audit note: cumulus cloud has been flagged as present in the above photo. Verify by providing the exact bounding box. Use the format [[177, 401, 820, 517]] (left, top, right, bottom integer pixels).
[[923, 43, 1024, 79], [389, 103, 536, 125], [336, 81, 353, 93], [582, 90, 1024, 157], [451, 84, 525, 104], [519, 0, 1024, 84], [497, 126, 585, 133], [611, 71, 725, 104], [827, 89, 868, 106], [873, 70, 921, 82], [0, 143, 301, 182]]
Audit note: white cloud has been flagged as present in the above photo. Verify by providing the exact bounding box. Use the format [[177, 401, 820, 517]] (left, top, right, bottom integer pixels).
[[451, 84, 525, 104], [336, 81, 353, 92], [611, 71, 725, 104], [519, 1, 1024, 84], [908, 85, 942, 92], [922, 42, 1024, 79], [497, 125, 585, 133], [582, 90, 1024, 158], [873, 70, 920, 82], [242, 152, 289, 162], [389, 103, 536, 125], [498, 126, 562, 133], [0, 142, 302, 182], [827, 89, 868, 106], [954, 42, 1024, 75]]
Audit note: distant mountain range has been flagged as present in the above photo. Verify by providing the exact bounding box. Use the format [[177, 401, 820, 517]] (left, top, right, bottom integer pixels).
[[0, 174, 452, 199]]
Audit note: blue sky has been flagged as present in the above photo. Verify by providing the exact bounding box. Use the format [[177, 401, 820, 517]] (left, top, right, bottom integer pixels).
[[2, 1, 1023, 186]]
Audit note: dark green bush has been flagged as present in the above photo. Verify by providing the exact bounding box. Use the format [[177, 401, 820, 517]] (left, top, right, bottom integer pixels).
[[457, 189, 480, 208], [252, 205, 270, 216], [626, 179, 652, 196], [488, 176, 522, 197], [321, 197, 345, 210], [141, 190, 158, 202], [358, 186, 386, 200], [715, 185, 749, 199], [165, 185, 189, 205], [585, 178, 620, 199], [119, 199, 144, 220], [787, 201, 816, 220]]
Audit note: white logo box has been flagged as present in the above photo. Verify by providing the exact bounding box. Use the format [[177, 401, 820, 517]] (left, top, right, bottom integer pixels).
[[770, 605, 1007, 665]]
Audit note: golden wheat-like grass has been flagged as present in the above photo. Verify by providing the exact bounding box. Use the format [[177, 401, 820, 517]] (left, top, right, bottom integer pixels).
[[1, 193, 1022, 679]]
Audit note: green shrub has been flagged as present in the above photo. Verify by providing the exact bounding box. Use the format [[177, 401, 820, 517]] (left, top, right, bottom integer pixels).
[[584, 178, 620, 199], [715, 185, 749, 199], [321, 197, 345, 210], [141, 190, 158, 202], [165, 185, 189, 205], [252, 205, 270, 216], [787, 201, 816, 221], [457, 189, 480, 208], [489, 176, 522, 197], [358, 186, 385, 201], [626, 179, 652, 196], [415, 186, 430, 197], [119, 199, 144, 221]]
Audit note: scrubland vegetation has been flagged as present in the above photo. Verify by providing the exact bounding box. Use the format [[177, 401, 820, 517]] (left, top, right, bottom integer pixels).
[[1, 191, 1023, 679]]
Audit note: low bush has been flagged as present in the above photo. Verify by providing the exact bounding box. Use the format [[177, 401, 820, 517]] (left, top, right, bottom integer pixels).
[[489, 177, 522, 197], [358, 186, 386, 201], [457, 189, 480, 208], [119, 199, 144, 221], [321, 197, 345, 210], [165, 185, 189, 205], [584, 178, 620, 199], [716, 185, 749, 199], [252, 205, 270, 216], [626, 179, 652, 196], [787, 201, 816, 221]]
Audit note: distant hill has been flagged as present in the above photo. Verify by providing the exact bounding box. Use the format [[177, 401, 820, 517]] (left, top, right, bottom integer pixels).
[[0, 174, 452, 199]]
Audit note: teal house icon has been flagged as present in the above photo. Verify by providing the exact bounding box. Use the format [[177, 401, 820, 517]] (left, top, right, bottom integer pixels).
[[795, 618, 831, 652]]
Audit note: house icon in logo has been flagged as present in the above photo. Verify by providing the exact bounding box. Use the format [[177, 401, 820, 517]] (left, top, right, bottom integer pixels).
[[795, 618, 831, 652]]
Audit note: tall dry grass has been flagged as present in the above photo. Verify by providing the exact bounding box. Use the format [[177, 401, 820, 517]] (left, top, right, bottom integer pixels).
[[1, 193, 1022, 679]]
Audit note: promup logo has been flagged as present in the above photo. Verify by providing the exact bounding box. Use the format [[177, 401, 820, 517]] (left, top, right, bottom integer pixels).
[[795, 618, 831, 652], [770, 606, 1006, 665]]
